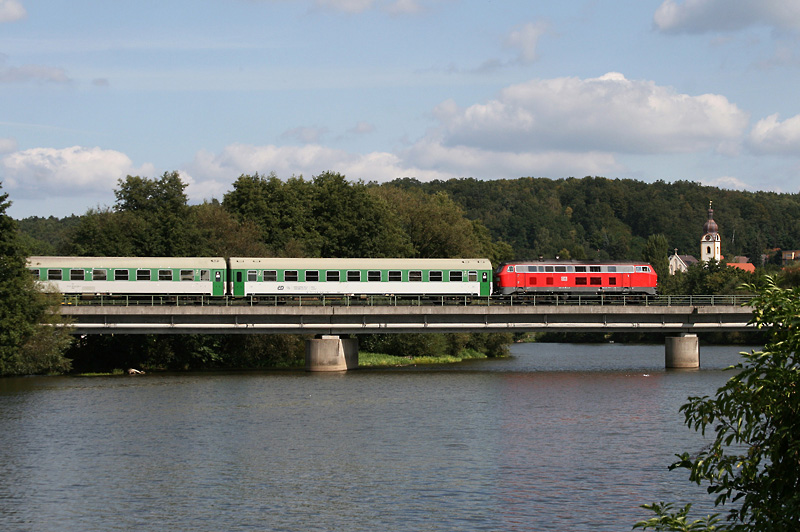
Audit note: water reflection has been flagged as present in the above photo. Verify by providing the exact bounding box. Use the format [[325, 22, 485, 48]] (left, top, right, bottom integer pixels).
[[0, 343, 750, 531]]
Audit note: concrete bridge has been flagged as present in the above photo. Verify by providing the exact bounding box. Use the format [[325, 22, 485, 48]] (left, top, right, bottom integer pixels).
[[58, 295, 755, 371]]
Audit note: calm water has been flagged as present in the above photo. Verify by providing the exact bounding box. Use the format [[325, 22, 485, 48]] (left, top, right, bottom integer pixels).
[[0, 343, 753, 532]]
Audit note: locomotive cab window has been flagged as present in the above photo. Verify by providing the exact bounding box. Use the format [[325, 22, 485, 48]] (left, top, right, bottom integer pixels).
[[48, 269, 62, 281], [347, 270, 361, 282], [506, 266, 514, 272], [70, 269, 85, 281], [180, 270, 194, 281], [285, 270, 298, 282], [305, 270, 318, 282], [409, 271, 422, 282], [115, 269, 129, 281], [263, 270, 277, 282], [326, 271, 339, 282], [449, 271, 463, 282], [388, 271, 402, 282], [136, 269, 151, 281], [93, 269, 107, 281], [429, 271, 443, 282], [159, 269, 173, 281]]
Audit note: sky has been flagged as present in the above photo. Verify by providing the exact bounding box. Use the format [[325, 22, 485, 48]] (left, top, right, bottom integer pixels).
[[2, 0, 800, 219]]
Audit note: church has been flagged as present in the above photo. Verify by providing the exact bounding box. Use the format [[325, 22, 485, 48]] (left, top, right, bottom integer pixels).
[[668, 202, 755, 275]]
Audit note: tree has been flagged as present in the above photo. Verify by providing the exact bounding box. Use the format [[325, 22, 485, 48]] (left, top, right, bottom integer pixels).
[[635, 276, 800, 531], [0, 182, 72, 375], [642, 234, 670, 283]]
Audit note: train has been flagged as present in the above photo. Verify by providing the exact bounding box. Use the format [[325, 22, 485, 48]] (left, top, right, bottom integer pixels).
[[27, 256, 658, 299]]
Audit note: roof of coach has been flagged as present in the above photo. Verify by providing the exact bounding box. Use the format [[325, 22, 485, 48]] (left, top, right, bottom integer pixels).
[[229, 257, 492, 270], [27, 256, 227, 269]]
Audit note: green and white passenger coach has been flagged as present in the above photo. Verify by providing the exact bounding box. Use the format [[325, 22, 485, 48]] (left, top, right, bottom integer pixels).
[[229, 258, 493, 297], [27, 257, 228, 296]]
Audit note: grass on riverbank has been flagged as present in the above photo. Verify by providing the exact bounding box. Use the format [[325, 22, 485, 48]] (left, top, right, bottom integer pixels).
[[359, 348, 489, 367]]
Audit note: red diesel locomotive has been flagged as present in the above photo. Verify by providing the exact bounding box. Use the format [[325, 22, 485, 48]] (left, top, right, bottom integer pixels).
[[494, 260, 657, 296]]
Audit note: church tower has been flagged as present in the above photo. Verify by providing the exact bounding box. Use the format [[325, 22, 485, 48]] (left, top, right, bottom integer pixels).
[[700, 201, 721, 263]]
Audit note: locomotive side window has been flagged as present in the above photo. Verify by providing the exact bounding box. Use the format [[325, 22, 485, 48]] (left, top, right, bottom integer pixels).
[[575, 266, 586, 272], [409, 271, 422, 282], [449, 271, 463, 282], [576, 277, 587, 285], [609, 277, 617, 285], [325, 271, 339, 282], [368, 270, 381, 282], [247, 270, 257, 282], [48, 269, 62, 281], [305, 270, 319, 282], [546, 277, 554, 285], [347, 270, 361, 282], [285, 270, 299, 282], [388, 271, 402, 282], [115, 269, 129, 281], [93, 269, 107, 281], [200, 270, 210, 282], [607, 266, 616, 272], [555, 266, 566, 273], [545, 266, 554, 272], [159, 269, 173, 281], [264, 270, 277, 282], [136, 269, 151, 281], [590, 277, 602, 285], [70, 269, 85, 281], [590, 266, 601, 272], [430, 271, 443, 282], [180, 270, 194, 281]]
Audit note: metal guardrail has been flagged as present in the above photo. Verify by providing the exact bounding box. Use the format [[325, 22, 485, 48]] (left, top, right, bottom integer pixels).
[[58, 293, 755, 308]]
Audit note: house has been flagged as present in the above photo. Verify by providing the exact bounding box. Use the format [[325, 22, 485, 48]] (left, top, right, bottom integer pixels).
[[669, 250, 697, 275]]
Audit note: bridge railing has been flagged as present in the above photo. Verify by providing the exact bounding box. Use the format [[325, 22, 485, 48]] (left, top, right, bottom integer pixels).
[[57, 293, 755, 308]]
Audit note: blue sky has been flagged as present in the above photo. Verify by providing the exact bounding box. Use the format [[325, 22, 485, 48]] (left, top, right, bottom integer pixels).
[[2, 0, 800, 218]]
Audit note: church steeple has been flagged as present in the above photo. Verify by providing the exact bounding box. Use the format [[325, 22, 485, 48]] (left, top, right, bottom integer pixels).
[[700, 201, 721, 262]]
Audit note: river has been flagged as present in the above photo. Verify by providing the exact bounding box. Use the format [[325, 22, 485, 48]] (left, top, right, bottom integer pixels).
[[0, 342, 751, 531]]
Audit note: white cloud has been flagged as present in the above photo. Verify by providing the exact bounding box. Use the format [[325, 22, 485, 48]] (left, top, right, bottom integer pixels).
[[506, 21, 548, 64], [0, 0, 25, 23], [430, 72, 748, 155], [280, 126, 329, 144], [1, 146, 153, 199], [654, 0, 800, 34], [701, 175, 755, 190], [314, 0, 374, 14], [0, 137, 17, 153], [749, 113, 800, 154]]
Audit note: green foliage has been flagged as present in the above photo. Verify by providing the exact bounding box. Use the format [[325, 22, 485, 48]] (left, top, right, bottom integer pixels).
[[660, 260, 756, 296], [636, 277, 800, 531], [0, 182, 72, 375], [643, 234, 670, 282], [635, 503, 724, 531]]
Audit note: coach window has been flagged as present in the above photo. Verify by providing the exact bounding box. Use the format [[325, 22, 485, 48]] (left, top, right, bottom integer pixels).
[[180, 269, 194, 281], [137, 269, 151, 281], [247, 270, 257, 282], [305, 270, 319, 282], [47, 269, 62, 281], [70, 269, 85, 281], [159, 269, 173, 281], [285, 270, 299, 282], [388, 270, 402, 282], [347, 270, 361, 282], [409, 270, 422, 282], [326, 270, 339, 282], [263, 270, 277, 282], [590, 277, 602, 285], [368, 270, 381, 282], [200, 270, 210, 282], [115, 269, 129, 281], [576, 277, 587, 285], [30, 269, 40, 279], [93, 269, 107, 281], [468, 271, 477, 282], [449, 271, 463, 282], [429, 271, 443, 282]]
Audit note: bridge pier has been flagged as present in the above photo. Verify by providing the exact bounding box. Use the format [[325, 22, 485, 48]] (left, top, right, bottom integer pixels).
[[665, 334, 699, 369], [305, 335, 359, 372]]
